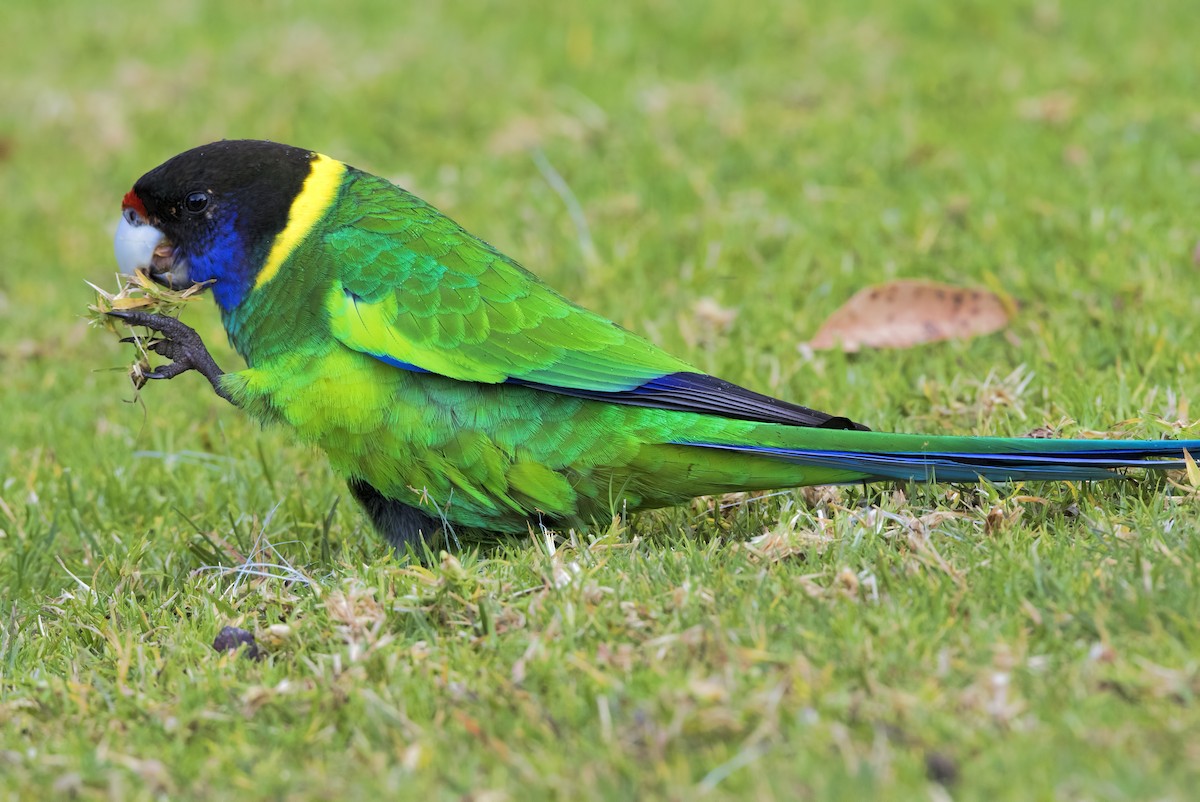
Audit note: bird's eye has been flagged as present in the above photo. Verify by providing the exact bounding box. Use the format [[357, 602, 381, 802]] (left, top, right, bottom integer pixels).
[[184, 191, 209, 213]]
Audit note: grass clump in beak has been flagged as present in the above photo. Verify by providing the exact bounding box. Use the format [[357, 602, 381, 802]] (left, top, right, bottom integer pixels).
[[87, 270, 210, 389]]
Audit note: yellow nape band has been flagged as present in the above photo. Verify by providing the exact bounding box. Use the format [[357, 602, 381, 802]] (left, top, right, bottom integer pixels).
[[255, 153, 345, 288]]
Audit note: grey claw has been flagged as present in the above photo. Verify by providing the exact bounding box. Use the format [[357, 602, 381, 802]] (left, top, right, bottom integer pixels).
[[110, 311, 235, 404]]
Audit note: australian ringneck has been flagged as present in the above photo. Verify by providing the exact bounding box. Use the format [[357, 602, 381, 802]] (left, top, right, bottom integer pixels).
[[107, 140, 1200, 548]]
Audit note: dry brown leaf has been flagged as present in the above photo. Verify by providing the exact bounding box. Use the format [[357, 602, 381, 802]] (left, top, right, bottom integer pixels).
[[807, 279, 1011, 352]]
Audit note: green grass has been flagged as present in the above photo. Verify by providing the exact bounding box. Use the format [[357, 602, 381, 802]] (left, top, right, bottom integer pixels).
[[3, 0, 1200, 798]]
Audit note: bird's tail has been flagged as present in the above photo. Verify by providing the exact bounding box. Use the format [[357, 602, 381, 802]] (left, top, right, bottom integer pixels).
[[675, 427, 1200, 484]]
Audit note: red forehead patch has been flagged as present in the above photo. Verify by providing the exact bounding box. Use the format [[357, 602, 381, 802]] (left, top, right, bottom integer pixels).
[[122, 189, 147, 218]]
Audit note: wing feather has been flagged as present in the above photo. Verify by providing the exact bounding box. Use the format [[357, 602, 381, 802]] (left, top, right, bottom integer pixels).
[[324, 170, 866, 431]]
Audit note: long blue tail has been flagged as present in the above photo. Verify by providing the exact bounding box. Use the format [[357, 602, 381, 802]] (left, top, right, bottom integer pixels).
[[677, 429, 1200, 483]]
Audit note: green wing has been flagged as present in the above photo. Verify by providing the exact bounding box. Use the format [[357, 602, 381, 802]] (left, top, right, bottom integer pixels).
[[322, 170, 695, 392]]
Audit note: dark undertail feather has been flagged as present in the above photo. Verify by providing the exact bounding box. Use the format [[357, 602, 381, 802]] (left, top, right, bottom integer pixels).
[[517, 371, 869, 430], [347, 478, 445, 552], [676, 437, 1200, 483], [347, 479, 564, 549]]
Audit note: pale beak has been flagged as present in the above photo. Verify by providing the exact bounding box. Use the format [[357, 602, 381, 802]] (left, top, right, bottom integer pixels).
[[113, 208, 192, 288]]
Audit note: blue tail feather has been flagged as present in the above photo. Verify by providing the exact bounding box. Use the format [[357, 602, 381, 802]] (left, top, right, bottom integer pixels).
[[675, 438, 1200, 483]]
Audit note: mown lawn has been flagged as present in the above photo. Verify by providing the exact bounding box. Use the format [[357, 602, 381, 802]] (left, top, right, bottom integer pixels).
[[2, 1, 1199, 799]]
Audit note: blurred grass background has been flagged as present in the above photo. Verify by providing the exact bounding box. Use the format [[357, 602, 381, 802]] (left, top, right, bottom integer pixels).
[[2, 0, 1199, 799]]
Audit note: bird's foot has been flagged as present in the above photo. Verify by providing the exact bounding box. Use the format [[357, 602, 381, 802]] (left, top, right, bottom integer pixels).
[[108, 309, 235, 404]]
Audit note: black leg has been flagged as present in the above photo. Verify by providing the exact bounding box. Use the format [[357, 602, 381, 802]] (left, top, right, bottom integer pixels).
[[347, 478, 444, 553], [108, 309, 236, 405]]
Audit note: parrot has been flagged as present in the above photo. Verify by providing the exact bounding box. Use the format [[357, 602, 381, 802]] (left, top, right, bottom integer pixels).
[[108, 139, 1200, 550]]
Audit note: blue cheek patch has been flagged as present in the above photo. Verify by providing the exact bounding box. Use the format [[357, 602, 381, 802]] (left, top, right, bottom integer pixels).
[[186, 212, 255, 310]]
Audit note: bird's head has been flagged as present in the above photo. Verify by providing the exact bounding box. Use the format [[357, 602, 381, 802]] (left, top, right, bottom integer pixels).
[[115, 139, 338, 310]]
